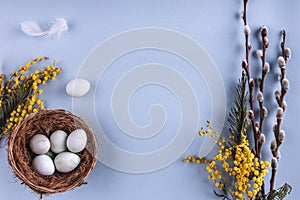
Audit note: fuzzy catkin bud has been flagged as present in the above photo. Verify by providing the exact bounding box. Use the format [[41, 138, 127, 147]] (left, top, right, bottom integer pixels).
[[249, 78, 255, 88], [262, 106, 268, 118], [259, 133, 265, 144], [257, 78, 262, 87], [255, 126, 259, 133], [242, 59, 248, 70], [276, 151, 281, 161], [249, 110, 254, 119], [278, 130, 286, 143], [270, 140, 277, 151], [273, 124, 278, 133], [275, 90, 281, 100], [263, 62, 270, 73], [282, 78, 289, 91], [278, 56, 286, 68], [261, 25, 268, 37], [284, 48, 291, 60], [282, 100, 287, 111], [257, 91, 264, 102], [256, 50, 263, 58], [247, 42, 251, 49], [271, 157, 278, 168], [278, 73, 282, 82], [264, 37, 269, 48], [244, 25, 251, 35], [240, 11, 244, 18], [276, 107, 283, 119]]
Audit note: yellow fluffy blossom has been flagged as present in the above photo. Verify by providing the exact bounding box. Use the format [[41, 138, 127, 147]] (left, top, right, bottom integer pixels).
[[0, 57, 61, 137], [185, 121, 270, 200]]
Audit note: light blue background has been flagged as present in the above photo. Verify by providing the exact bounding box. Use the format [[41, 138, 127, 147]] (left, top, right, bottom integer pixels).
[[0, 0, 299, 199]]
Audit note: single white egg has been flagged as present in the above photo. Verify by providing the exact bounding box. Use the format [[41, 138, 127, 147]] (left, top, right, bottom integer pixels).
[[66, 79, 90, 97], [66, 129, 87, 153], [54, 152, 81, 173], [29, 134, 50, 154], [50, 130, 68, 153], [32, 154, 55, 176]]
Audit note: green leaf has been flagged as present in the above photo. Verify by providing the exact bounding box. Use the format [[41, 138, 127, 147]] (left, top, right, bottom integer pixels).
[[266, 183, 292, 200]]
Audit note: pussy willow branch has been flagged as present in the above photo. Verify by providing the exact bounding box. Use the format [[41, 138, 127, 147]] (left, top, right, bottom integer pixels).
[[278, 31, 287, 106], [275, 31, 288, 144], [242, 0, 248, 30], [259, 27, 268, 93], [241, 0, 258, 154], [281, 31, 286, 60], [257, 26, 269, 159], [242, 0, 270, 197], [270, 31, 289, 192], [257, 26, 269, 198]]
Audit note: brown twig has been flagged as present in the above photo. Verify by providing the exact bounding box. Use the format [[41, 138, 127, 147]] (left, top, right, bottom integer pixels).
[[270, 30, 289, 192], [241, 0, 258, 155], [257, 26, 269, 163], [281, 30, 286, 59], [260, 26, 269, 93]]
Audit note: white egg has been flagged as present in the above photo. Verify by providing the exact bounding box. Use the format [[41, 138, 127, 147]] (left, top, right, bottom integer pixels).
[[50, 130, 68, 153], [29, 134, 50, 154], [54, 152, 81, 173], [32, 155, 55, 176], [66, 129, 87, 153], [66, 79, 90, 97]]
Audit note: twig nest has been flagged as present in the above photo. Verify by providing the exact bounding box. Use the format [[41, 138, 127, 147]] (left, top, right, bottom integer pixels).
[[7, 109, 98, 196]]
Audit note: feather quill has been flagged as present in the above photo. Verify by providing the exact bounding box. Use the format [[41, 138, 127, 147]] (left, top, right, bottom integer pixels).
[[20, 18, 68, 38]]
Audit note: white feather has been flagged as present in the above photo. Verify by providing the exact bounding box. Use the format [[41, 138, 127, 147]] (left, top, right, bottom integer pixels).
[[20, 18, 68, 38], [45, 18, 68, 38], [20, 21, 46, 37]]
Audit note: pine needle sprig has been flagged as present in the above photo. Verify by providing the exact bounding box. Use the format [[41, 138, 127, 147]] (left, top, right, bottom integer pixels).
[[228, 71, 249, 145]]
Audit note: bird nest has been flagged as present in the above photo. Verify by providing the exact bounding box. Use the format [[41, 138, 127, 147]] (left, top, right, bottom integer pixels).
[[7, 109, 98, 198]]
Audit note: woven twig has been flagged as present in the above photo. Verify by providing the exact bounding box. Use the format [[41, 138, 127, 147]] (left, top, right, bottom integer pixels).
[[7, 109, 98, 196]]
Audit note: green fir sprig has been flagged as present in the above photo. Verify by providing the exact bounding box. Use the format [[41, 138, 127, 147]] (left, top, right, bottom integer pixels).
[[227, 71, 248, 145]]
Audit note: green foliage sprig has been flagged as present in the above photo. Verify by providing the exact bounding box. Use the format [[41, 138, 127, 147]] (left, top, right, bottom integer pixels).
[[0, 57, 61, 138]]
